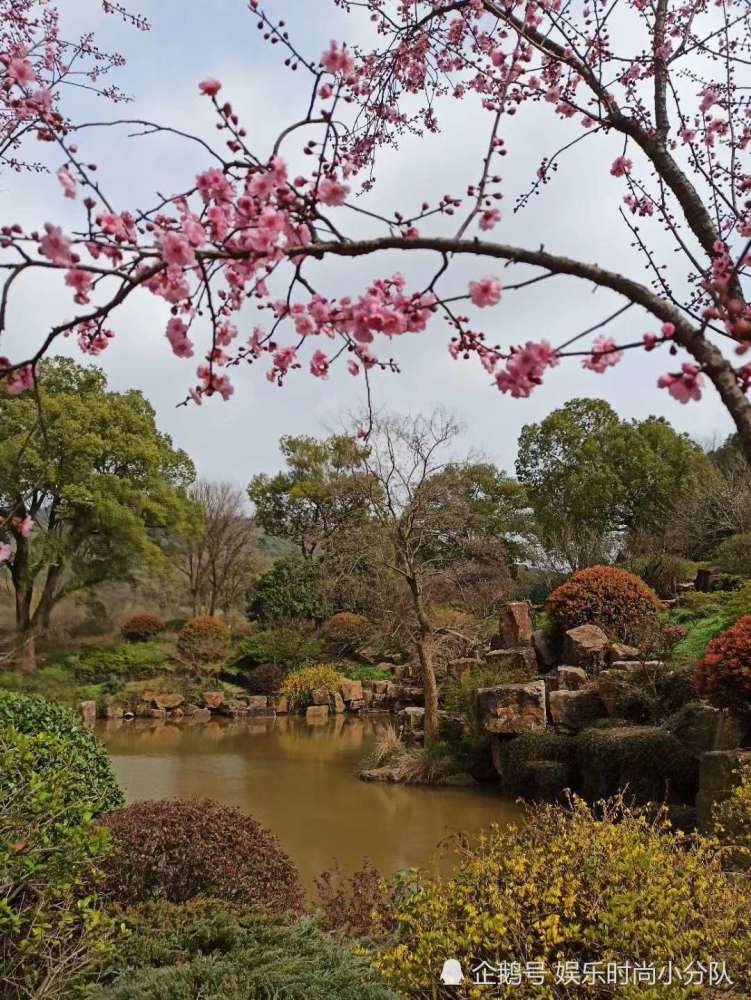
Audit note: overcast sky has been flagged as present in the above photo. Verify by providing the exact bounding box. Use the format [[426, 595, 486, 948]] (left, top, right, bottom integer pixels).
[[4, 0, 737, 484]]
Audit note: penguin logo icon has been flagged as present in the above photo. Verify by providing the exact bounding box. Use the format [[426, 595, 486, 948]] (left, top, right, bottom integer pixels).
[[440, 959, 464, 985]]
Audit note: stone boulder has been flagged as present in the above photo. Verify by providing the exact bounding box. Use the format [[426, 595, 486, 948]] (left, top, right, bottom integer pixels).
[[311, 687, 330, 706], [549, 689, 606, 733], [563, 624, 609, 673], [398, 706, 425, 731], [533, 629, 557, 670], [246, 695, 270, 716], [665, 702, 722, 757], [394, 684, 424, 706], [274, 696, 289, 715], [202, 691, 225, 710], [499, 601, 533, 647], [608, 642, 641, 663], [149, 707, 167, 719], [331, 691, 346, 714], [448, 657, 482, 681], [339, 678, 364, 703], [476, 680, 547, 735], [104, 704, 123, 720], [348, 699, 365, 712], [153, 692, 184, 710], [79, 700, 97, 725], [372, 679, 390, 695], [484, 647, 537, 679], [306, 704, 329, 722], [557, 666, 588, 691], [696, 749, 751, 830]]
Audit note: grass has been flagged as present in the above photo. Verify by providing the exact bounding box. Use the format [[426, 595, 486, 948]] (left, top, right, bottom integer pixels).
[[666, 583, 751, 664]]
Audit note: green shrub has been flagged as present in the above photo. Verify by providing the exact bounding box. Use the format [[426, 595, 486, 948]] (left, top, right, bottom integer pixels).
[[247, 555, 328, 623], [442, 662, 535, 721], [340, 662, 392, 683], [375, 796, 751, 998], [57, 641, 168, 685], [177, 615, 230, 665], [630, 553, 698, 598], [89, 900, 399, 1000], [712, 532, 751, 577], [320, 611, 371, 653], [667, 584, 751, 664], [280, 663, 343, 712], [546, 565, 663, 645], [694, 615, 751, 713], [120, 613, 165, 642], [102, 799, 303, 912], [0, 690, 122, 813], [494, 731, 577, 798], [0, 729, 117, 1000], [231, 626, 325, 671], [0, 663, 102, 708]]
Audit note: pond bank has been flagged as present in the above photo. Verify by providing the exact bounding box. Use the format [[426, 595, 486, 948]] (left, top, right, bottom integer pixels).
[[97, 715, 522, 891]]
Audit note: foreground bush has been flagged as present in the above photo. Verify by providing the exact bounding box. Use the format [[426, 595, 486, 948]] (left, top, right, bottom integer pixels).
[[546, 565, 662, 645], [280, 663, 343, 712], [120, 612, 166, 642], [320, 612, 371, 653], [713, 763, 751, 869], [694, 614, 751, 713], [0, 729, 116, 1000], [0, 690, 122, 814], [102, 799, 303, 912], [177, 615, 230, 665], [375, 796, 751, 998], [89, 900, 399, 1000]]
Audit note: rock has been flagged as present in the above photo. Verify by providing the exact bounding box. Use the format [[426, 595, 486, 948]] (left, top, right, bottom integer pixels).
[[189, 708, 212, 722], [484, 647, 537, 679], [557, 666, 588, 691], [665, 702, 722, 756], [577, 726, 697, 805], [398, 706, 425, 731], [202, 691, 225, 710], [79, 700, 97, 725], [104, 704, 123, 720], [274, 696, 289, 715], [696, 749, 751, 830], [181, 703, 201, 715], [170, 707, 184, 719], [549, 689, 606, 733], [134, 701, 152, 718], [339, 678, 364, 703], [331, 692, 346, 714], [348, 699, 365, 712], [355, 644, 379, 664], [246, 695, 270, 716], [499, 601, 534, 647], [608, 642, 641, 663], [149, 707, 167, 719], [596, 669, 653, 722], [394, 684, 424, 706], [563, 624, 609, 672], [714, 710, 749, 750], [311, 687, 330, 706], [695, 567, 743, 593], [610, 660, 662, 674], [448, 657, 482, 681], [362, 689, 374, 708], [533, 629, 557, 670], [475, 680, 547, 735], [385, 681, 400, 699], [306, 704, 329, 722], [220, 699, 250, 717], [374, 662, 396, 675], [153, 692, 184, 710], [372, 680, 390, 695]]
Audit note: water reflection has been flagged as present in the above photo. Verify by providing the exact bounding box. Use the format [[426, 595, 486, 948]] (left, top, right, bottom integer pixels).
[[98, 716, 521, 890]]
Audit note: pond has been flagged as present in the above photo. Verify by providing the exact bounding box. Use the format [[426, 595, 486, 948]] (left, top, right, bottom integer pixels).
[[98, 715, 522, 891]]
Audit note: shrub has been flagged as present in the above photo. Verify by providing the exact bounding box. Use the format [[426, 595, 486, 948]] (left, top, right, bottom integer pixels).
[[0, 729, 117, 1000], [231, 626, 325, 671], [87, 900, 399, 1000], [245, 663, 283, 695], [101, 799, 303, 912], [0, 690, 122, 813], [712, 532, 751, 577], [120, 613, 165, 642], [247, 554, 328, 623], [713, 762, 751, 869], [546, 564, 663, 645], [442, 662, 536, 722], [630, 553, 698, 598], [375, 795, 751, 999], [494, 731, 577, 798], [320, 611, 370, 653], [177, 615, 230, 665], [694, 614, 751, 713], [280, 663, 344, 712], [58, 641, 168, 685]]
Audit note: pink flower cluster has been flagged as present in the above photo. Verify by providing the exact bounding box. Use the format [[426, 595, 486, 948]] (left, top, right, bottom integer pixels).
[[582, 335, 623, 373], [495, 341, 559, 398], [658, 363, 704, 403], [469, 277, 502, 308]]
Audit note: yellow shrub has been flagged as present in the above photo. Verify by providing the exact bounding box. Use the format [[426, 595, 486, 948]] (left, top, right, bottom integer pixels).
[[375, 795, 751, 999], [713, 763, 751, 870], [280, 663, 343, 711]]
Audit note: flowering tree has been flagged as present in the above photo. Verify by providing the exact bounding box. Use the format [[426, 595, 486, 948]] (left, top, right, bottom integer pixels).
[[0, 0, 750, 516]]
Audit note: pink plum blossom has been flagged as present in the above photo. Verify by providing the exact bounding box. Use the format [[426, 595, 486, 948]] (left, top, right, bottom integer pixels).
[[658, 364, 704, 403], [469, 277, 502, 308], [479, 208, 501, 231], [39, 223, 74, 265], [495, 341, 559, 398], [18, 516, 33, 537], [65, 268, 93, 303], [6, 55, 35, 87], [610, 156, 633, 177], [57, 165, 76, 199], [582, 335, 623, 372], [159, 232, 196, 268], [319, 176, 350, 206], [199, 78, 222, 96], [310, 350, 330, 378], [321, 41, 354, 75], [0, 543, 11, 564]]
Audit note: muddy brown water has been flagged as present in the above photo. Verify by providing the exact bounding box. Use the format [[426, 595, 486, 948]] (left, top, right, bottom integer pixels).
[[98, 715, 522, 891]]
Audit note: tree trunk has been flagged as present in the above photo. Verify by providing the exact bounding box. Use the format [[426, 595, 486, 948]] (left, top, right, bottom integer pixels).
[[20, 631, 36, 674], [34, 564, 63, 636], [407, 573, 439, 746]]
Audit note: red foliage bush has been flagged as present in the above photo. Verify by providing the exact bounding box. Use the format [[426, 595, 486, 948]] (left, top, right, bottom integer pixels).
[[177, 615, 230, 665], [120, 613, 165, 642], [546, 565, 663, 645], [246, 663, 283, 695], [694, 615, 751, 713], [101, 799, 303, 912]]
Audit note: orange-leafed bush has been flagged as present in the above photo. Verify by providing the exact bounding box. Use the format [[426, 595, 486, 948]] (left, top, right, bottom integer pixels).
[[320, 612, 370, 652], [176, 615, 230, 665], [694, 615, 751, 713], [121, 613, 165, 643], [546, 565, 662, 645]]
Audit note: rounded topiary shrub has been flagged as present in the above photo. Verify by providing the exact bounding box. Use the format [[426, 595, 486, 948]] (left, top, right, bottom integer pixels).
[[0, 690, 122, 814], [102, 799, 303, 912], [121, 612, 165, 643], [280, 663, 343, 712], [546, 565, 663, 645], [320, 612, 370, 653], [177, 615, 230, 665], [246, 663, 284, 695], [694, 615, 751, 713]]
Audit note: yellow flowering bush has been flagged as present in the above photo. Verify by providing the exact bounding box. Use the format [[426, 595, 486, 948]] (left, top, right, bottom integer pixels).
[[280, 663, 343, 711], [713, 762, 751, 870], [375, 795, 751, 999]]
